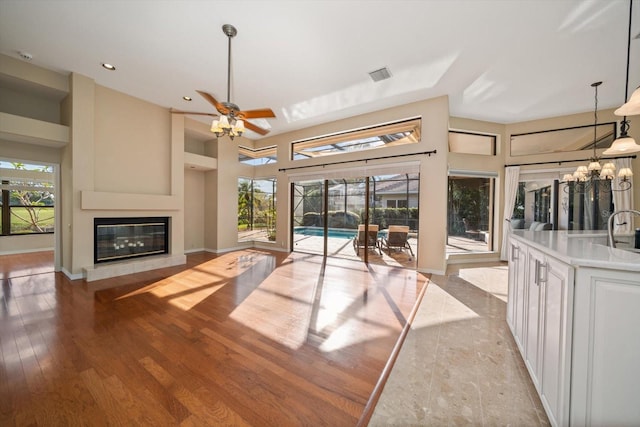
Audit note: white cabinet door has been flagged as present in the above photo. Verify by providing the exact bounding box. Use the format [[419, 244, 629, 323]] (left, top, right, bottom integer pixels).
[[524, 246, 545, 390], [571, 268, 640, 426], [507, 238, 527, 352], [539, 255, 573, 427]]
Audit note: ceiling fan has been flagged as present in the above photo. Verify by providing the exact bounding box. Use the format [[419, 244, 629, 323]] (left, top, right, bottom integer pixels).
[[171, 24, 276, 138]]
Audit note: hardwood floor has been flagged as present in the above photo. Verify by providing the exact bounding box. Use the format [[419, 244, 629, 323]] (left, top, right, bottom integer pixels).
[[0, 250, 428, 426]]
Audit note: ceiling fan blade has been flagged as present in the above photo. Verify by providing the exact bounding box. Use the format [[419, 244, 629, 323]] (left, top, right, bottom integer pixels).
[[243, 120, 270, 136], [170, 108, 218, 117], [237, 108, 276, 119], [196, 90, 229, 115]]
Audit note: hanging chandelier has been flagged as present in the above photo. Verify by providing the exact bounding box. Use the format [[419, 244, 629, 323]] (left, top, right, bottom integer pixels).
[[562, 82, 633, 193], [604, 0, 640, 155]]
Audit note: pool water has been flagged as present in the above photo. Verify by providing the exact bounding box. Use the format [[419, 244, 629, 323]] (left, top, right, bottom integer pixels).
[[294, 227, 357, 239]]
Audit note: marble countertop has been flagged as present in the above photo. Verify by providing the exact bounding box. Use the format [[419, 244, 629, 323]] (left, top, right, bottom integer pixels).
[[511, 230, 640, 272]]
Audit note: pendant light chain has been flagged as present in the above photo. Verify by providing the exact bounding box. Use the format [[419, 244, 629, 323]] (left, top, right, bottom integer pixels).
[[624, 0, 632, 112], [593, 82, 598, 158], [620, 0, 633, 135]]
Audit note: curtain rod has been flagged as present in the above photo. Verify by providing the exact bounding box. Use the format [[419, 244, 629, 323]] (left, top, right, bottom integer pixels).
[[278, 150, 437, 172], [505, 154, 636, 168]]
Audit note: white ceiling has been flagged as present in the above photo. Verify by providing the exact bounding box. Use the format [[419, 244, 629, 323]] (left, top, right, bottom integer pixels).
[[1, 0, 639, 139]]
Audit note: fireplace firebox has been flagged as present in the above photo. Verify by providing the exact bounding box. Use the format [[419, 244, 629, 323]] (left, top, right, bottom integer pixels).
[[94, 217, 169, 264]]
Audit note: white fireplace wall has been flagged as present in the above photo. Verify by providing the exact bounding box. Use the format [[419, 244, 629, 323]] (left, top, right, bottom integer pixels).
[[64, 74, 185, 279]]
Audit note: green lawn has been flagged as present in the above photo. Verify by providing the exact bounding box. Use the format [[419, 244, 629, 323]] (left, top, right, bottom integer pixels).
[[8, 206, 55, 233]]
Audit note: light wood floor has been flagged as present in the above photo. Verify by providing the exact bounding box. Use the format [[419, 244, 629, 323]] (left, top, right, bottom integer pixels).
[[0, 250, 428, 426]]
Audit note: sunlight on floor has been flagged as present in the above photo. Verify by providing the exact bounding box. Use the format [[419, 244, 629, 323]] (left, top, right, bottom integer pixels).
[[410, 281, 480, 330], [113, 251, 263, 306], [456, 263, 508, 303], [318, 316, 397, 353]]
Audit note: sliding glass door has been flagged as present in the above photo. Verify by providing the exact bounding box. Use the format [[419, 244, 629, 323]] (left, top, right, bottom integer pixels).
[[291, 173, 419, 268], [292, 179, 326, 256]]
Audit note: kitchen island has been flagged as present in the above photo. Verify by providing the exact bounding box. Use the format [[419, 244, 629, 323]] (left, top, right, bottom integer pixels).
[[507, 230, 640, 426]]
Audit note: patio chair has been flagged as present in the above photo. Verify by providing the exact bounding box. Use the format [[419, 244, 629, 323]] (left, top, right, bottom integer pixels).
[[462, 218, 483, 241], [381, 225, 414, 257], [353, 224, 382, 255]]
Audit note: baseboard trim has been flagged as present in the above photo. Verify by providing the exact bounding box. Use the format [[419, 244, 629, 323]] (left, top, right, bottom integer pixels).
[[61, 267, 84, 281], [184, 248, 206, 254], [0, 247, 55, 256]]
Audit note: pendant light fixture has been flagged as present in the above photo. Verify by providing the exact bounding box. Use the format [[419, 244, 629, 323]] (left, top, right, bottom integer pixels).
[[604, 0, 640, 155], [563, 82, 633, 192]]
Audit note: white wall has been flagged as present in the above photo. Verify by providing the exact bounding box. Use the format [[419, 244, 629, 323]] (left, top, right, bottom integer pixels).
[[250, 95, 451, 273], [61, 75, 185, 277], [0, 234, 54, 255], [184, 169, 205, 252]]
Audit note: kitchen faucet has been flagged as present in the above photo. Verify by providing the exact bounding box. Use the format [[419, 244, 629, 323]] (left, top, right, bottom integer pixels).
[[607, 209, 640, 248]]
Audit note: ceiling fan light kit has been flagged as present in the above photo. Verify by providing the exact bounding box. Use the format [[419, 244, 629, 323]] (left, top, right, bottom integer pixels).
[[171, 24, 275, 139], [208, 24, 275, 140]]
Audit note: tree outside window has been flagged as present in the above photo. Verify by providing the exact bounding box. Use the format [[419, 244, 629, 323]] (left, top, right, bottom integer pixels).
[[238, 177, 276, 243], [1, 162, 54, 235]]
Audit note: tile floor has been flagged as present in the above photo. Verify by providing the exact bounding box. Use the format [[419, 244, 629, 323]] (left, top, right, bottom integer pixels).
[[370, 262, 550, 426]]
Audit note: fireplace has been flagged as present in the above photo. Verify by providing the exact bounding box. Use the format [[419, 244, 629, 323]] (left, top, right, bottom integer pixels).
[[94, 217, 169, 264]]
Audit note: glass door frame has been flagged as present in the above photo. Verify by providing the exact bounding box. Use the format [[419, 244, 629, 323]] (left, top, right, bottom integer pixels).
[[290, 177, 376, 263]]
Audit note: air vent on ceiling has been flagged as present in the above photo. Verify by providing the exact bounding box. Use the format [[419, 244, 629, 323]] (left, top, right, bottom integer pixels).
[[369, 67, 392, 82], [18, 51, 33, 61]]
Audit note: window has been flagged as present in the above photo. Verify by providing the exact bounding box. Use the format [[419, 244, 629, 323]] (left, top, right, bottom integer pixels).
[[238, 178, 276, 243], [533, 186, 551, 223], [511, 178, 613, 231], [292, 173, 419, 263], [385, 199, 408, 208], [292, 117, 421, 160], [510, 122, 616, 157], [565, 182, 613, 230], [448, 131, 496, 155], [238, 145, 277, 166], [447, 175, 494, 253], [0, 161, 54, 235]]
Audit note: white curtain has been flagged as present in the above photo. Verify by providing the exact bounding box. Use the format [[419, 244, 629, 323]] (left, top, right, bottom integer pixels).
[[500, 166, 520, 261], [611, 158, 634, 233]]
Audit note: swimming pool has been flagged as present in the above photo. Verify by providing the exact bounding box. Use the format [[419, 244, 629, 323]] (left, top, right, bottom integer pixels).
[[293, 227, 357, 239]]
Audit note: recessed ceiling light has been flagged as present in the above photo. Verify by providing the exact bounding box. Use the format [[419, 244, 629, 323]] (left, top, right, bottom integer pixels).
[[183, 96, 192, 101], [101, 63, 116, 71]]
